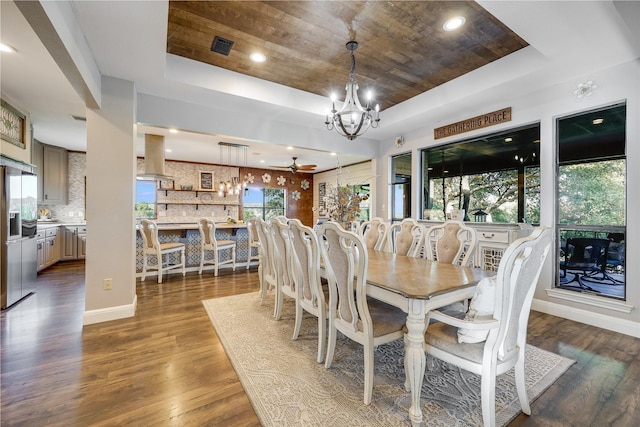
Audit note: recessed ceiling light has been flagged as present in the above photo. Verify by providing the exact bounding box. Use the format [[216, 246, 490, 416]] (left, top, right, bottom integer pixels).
[[443, 16, 465, 31], [505, 137, 513, 142], [169, 128, 178, 133], [260, 159, 265, 163], [287, 146, 293, 150], [330, 152, 337, 156], [165, 148, 172, 153], [0, 43, 16, 53], [250, 52, 266, 63], [592, 118, 604, 125]]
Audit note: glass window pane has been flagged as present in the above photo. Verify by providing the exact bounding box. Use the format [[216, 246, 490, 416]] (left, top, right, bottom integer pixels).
[[391, 153, 411, 184], [391, 153, 411, 220], [136, 180, 156, 219], [558, 160, 625, 226], [243, 187, 286, 220]]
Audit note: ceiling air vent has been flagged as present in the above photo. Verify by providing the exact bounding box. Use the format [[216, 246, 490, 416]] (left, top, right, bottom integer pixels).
[[211, 36, 234, 56]]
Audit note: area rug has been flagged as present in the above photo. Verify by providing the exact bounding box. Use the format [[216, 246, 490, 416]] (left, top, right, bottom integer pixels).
[[202, 292, 574, 426]]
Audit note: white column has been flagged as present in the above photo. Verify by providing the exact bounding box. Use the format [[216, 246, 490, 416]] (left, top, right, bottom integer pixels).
[[83, 76, 137, 324]]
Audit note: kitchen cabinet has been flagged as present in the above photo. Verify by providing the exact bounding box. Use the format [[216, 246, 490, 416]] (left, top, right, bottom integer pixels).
[[61, 225, 86, 260], [37, 227, 61, 271], [37, 232, 46, 271], [33, 141, 68, 205]]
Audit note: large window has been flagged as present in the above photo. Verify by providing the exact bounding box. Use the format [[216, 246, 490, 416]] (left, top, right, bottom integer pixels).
[[243, 187, 286, 220], [421, 124, 540, 223], [136, 180, 156, 219], [391, 153, 411, 221], [556, 103, 626, 299]]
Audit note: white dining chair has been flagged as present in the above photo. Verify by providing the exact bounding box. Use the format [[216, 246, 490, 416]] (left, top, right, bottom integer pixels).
[[319, 222, 407, 405], [255, 217, 277, 305], [387, 218, 425, 257], [424, 220, 478, 266], [139, 219, 186, 284], [360, 217, 388, 251], [270, 218, 296, 321], [198, 218, 236, 277], [422, 227, 552, 427], [288, 219, 327, 363]]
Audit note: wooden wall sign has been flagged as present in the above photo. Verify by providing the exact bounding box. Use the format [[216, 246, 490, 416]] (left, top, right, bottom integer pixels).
[[434, 107, 512, 140]]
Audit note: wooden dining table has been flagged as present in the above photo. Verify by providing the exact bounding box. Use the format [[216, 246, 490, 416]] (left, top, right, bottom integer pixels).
[[365, 249, 494, 426]]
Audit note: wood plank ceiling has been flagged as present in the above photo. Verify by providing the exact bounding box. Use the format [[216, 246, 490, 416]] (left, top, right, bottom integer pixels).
[[166, 1, 529, 111]]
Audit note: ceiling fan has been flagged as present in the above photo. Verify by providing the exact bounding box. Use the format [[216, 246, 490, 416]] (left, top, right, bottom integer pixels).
[[270, 157, 317, 173]]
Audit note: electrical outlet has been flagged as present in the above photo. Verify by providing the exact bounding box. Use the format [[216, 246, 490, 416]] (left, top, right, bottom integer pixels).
[[103, 278, 113, 290]]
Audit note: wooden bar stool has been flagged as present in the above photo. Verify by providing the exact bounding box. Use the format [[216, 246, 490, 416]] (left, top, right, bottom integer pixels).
[[139, 219, 186, 284], [198, 218, 237, 276]]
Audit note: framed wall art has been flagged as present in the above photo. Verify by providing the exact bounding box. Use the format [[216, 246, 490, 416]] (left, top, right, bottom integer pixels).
[[198, 170, 214, 191], [1, 99, 26, 149]]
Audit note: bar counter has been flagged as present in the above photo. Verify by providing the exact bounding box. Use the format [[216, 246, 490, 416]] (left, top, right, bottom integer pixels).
[[135, 222, 252, 277]]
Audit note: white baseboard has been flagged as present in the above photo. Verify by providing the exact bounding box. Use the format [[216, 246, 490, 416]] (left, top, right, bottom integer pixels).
[[83, 294, 137, 325], [531, 297, 640, 338], [135, 262, 256, 279]]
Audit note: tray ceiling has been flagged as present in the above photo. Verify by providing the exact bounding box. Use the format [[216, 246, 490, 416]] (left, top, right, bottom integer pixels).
[[166, 1, 528, 111]]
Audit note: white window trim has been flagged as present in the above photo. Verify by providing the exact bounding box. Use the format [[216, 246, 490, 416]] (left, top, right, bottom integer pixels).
[[545, 287, 634, 313]]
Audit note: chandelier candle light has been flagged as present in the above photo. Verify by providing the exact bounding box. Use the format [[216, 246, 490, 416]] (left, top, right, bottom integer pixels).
[[325, 41, 380, 140], [217, 141, 249, 197]]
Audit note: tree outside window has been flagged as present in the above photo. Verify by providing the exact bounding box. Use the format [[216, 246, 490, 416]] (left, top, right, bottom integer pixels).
[[243, 187, 286, 220]]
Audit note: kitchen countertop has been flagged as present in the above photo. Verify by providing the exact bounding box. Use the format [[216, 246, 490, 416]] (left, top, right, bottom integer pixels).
[[37, 221, 86, 230]]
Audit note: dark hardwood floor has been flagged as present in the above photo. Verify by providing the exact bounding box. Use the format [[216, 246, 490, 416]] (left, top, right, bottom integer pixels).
[[1, 261, 639, 426]]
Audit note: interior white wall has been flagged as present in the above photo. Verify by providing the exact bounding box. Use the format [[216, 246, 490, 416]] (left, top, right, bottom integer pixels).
[[375, 59, 639, 334], [83, 76, 137, 324]]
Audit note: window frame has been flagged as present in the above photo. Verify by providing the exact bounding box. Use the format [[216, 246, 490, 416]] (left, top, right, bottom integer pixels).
[[554, 102, 627, 300], [420, 123, 541, 223], [390, 152, 412, 221]]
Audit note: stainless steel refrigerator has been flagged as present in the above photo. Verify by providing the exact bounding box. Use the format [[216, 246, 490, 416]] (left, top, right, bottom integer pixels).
[[1, 164, 38, 309]]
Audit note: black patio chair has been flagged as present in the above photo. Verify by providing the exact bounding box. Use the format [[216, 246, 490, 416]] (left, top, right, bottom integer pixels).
[[560, 237, 619, 291]]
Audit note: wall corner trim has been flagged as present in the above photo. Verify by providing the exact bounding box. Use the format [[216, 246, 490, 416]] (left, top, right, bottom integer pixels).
[[82, 294, 137, 325]]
